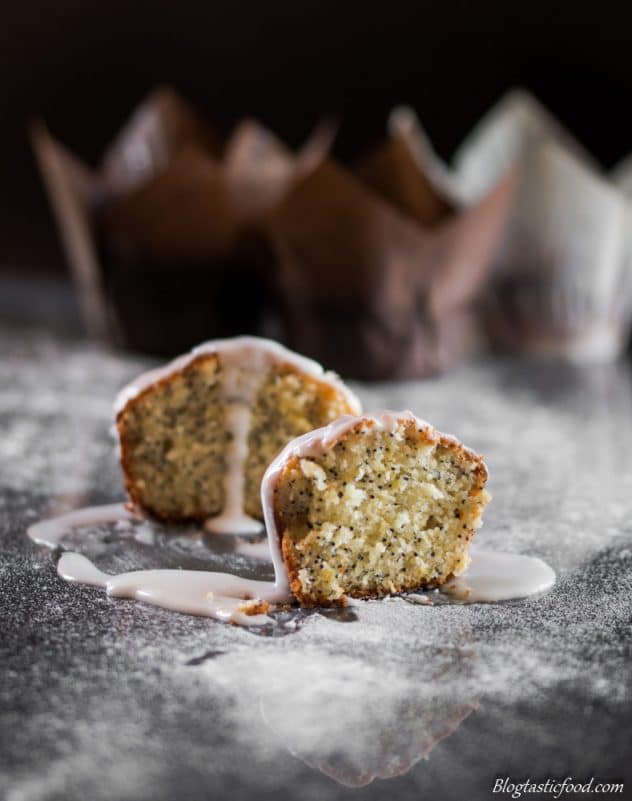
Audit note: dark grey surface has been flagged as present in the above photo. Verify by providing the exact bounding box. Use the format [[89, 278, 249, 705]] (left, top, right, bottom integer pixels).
[[1, 327, 631, 801]]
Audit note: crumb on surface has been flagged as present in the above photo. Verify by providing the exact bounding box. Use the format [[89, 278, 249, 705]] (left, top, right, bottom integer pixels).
[[237, 599, 271, 616]]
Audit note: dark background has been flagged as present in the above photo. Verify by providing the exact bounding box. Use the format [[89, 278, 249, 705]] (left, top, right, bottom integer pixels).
[[2, 0, 632, 275]]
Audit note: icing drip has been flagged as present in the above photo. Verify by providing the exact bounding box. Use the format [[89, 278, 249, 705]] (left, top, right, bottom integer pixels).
[[441, 549, 556, 602], [205, 404, 262, 535], [27, 503, 135, 548], [57, 552, 288, 626], [204, 343, 272, 535]]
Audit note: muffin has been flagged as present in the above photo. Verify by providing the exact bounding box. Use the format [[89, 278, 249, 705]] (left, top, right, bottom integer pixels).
[[261, 411, 490, 606], [115, 336, 360, 530]]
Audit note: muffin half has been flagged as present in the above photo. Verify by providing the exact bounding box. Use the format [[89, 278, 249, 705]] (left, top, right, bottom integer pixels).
[[116, 336, 361, 529], [262, 411, 490, 605]]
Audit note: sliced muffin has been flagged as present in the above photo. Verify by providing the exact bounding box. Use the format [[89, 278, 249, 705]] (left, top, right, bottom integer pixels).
[[262, 411, 490, 605]]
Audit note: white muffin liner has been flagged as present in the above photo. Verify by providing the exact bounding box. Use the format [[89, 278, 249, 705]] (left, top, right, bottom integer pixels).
[[390, 90, 632, 363]]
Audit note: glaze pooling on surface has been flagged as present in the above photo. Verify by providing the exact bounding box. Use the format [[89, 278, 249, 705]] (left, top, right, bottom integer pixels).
[[115, 336, 362, 536], [441, 548, 556, 602], [27, 503, 136, 548], [57, 552, 289, 626], [28, 502, 291, 625]]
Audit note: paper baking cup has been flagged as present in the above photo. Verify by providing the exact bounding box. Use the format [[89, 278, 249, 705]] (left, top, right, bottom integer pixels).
[[486, 142, 631, 362]]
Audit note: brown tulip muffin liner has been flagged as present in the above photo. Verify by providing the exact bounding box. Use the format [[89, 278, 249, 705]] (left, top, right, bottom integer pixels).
[[264, 158, 513, 380]]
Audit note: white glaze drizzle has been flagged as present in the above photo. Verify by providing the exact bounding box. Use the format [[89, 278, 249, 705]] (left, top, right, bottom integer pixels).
[[441, 549, 556, 602], [57, 552, 287, 626], [27, 503, 555, 626], [115, 336, 362, 537], [27, 410, 555, 626], [26, 503, 135, 548]]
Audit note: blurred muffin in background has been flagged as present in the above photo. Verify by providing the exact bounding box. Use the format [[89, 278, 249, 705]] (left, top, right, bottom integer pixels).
[[264, 132, 512, 380], [395, 92, 632, 364], [32, 87, 329, 356], [35, 86, 630, 375]]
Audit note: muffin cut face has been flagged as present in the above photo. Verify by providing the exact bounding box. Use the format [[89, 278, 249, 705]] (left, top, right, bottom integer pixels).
[[117, 353, 227, 521], [263, 413, 490, 606], [244, 368, 355, 517], [116, 337, 360, 524]]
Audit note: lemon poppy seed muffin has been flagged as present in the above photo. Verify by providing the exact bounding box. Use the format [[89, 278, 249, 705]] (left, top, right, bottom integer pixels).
[[261, 411, 490, 606], [115, 337, 361, 530]]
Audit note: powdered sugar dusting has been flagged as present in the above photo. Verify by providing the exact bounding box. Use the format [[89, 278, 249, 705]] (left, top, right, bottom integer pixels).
[[4, 331, 632, 799]]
